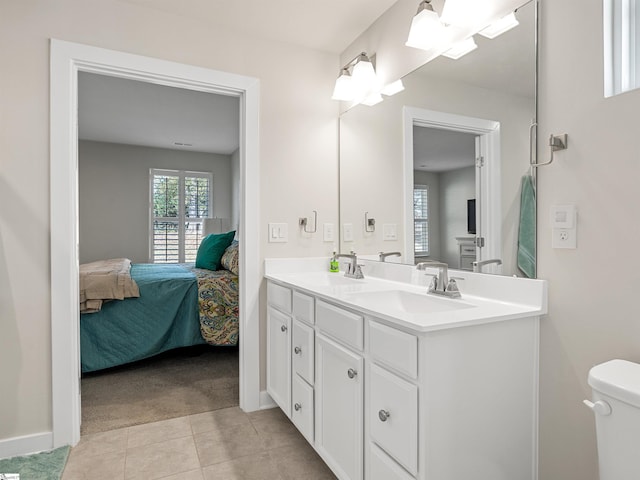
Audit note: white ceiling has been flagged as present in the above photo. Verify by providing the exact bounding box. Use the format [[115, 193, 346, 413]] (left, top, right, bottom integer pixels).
[[413, 127, 477, 172], [118, 0, 399, 54], [78, 72, 241, 154]]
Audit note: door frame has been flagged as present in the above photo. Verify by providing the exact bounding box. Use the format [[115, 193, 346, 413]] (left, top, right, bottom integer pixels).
[[50, 39, 261, 447], [402, 107, 501, 270]]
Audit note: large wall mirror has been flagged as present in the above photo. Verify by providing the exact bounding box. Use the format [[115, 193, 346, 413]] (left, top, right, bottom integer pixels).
[[339, 0, 537, 277]]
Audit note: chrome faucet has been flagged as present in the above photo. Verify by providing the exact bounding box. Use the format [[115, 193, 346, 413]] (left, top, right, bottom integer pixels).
[[335, 253, 365, 279], [472, 258, 502, 273], [416, 261, 461, 298], [379, 251, 401, 262]]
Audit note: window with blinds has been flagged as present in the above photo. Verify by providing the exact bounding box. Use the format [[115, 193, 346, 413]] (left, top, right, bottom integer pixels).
[[150, 169, 212, 263], [414, 185, 429, 255]]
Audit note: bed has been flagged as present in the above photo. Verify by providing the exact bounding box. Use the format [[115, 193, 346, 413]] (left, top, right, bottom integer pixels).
[[80, 242, 239, 373]]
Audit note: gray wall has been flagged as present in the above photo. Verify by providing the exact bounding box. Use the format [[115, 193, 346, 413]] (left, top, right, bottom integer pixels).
[[439, 166, 475, 266], [79, 140, 233, 264]]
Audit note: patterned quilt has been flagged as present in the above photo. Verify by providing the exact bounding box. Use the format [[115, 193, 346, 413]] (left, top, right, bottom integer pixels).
[[187, 266, 239, 346]]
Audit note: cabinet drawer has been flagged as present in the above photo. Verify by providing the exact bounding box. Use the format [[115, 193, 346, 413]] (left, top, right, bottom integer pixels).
[[369, 443, 415, 480], [267, 281, 292, 314], [293, 291, 315, 325], [370, 364, 418, 475], [370, 321, 417, 379], [460, 256, 475, 271], [293, 320, 314, 385], [292, 374, 314, 444], [461, 245, 476, 255], [316, 300, 363, 351]]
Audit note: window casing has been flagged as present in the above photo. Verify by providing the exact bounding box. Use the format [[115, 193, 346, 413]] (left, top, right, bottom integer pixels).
[[605, 0, 640, 96], [150, 169, 212, 263], [414, 185, 429, 256]]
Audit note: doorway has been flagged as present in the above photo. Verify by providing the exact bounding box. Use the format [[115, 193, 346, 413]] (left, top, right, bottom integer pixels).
[[50, 40, 261, 447], [402, 107, 502, 272]]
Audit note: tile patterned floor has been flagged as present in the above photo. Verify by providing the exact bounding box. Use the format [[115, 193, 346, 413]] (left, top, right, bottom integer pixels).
[[62, 407, 337, 480]]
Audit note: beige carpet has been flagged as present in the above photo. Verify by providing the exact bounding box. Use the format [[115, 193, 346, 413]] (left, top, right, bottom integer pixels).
[[81, 345, 239, 435]]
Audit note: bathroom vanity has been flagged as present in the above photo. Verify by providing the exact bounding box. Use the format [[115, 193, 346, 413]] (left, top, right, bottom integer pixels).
[[265, 258, 547, 480]]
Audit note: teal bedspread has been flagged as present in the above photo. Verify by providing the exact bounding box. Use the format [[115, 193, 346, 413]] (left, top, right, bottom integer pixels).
[[80, 263, 205, 373]]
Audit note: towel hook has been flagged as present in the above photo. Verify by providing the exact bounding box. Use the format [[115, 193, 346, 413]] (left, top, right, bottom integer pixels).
[[299, 210, 318, 233], [365, 212, 375, 232], [531, 132, 568, 167]]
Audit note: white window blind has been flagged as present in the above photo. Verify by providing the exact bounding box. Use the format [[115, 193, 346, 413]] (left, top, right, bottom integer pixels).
[[150, 169, 212, 263], [414, 185, 429, 255]]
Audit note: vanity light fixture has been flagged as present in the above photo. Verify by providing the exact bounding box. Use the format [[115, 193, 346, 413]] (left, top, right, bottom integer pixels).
[[332, 52, 379, 103], [406, 0, 449, 51], [381, 79, 405, 96], [478, 12, 520, 39], [441, 37, 478, 60], [331, 68, 355, 101], [440, 0, 486, 28]]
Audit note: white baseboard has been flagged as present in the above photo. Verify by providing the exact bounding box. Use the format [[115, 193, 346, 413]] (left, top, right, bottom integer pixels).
[[0, 431, 53, 460], [259, 390, 277, 410]]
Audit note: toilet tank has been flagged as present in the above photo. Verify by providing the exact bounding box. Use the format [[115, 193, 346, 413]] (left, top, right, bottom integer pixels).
[[586, 359, 640, 480]]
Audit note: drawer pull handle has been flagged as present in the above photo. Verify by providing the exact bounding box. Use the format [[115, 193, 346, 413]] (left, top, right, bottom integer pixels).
[[378, 409, 391, 422], [347, 368, 358, 379], [280, 325, 287, 332], [294, 346, 302, 355], [294, 403, 302, 411]]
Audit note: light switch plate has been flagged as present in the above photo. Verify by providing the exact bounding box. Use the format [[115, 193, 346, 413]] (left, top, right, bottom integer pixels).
[[383, 223, 397, 241], [268, 223, 288, 243], [323, 223, 334, 242], [343, 223, 354, 242]]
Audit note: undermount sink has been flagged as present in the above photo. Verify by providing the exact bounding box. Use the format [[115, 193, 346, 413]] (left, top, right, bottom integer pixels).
[[344, 289, 475, 314]]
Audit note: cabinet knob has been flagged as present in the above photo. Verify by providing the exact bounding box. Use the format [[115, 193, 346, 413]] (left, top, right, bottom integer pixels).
[[347, 368, 358, 379], [294, 346, 302, 355], [378, 409, 391, 422], [280, 325, 287, 332], [294, 403, 302, 411]]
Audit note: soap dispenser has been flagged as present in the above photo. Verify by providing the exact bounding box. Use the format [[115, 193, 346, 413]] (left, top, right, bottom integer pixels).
[[330, 248, 339, 273]]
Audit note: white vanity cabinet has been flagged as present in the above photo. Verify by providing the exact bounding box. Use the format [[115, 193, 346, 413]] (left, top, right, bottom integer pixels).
[[266, 282, 292, 417], [266, 279, 539, 480], [315, 299, 365, 480]]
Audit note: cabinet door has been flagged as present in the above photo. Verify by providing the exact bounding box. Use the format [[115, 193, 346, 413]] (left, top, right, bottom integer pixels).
[[370, 364, 418, 475], [316, 334, 364, 480], [293, 319, 314, 385], [267, 307, 291, 417]]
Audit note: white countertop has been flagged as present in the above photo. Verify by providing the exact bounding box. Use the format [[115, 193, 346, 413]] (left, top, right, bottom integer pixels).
[[265, 258, 547, 333]]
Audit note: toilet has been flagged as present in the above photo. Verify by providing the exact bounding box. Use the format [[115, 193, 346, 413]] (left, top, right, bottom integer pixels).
[[585, 359, 640, 480]]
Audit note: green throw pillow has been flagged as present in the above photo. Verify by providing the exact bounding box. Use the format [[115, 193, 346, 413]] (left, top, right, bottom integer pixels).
[[195, 231, 236, 270]]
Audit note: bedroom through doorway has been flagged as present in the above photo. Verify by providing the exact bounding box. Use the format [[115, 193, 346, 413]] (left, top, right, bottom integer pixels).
[[77, 71, 242, 435]]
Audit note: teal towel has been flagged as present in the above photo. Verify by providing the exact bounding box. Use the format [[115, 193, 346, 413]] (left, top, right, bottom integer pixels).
[[517, 174, 536, 278]]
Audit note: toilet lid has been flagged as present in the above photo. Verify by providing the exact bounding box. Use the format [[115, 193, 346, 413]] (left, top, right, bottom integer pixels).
[[588, 359, 640, 407]]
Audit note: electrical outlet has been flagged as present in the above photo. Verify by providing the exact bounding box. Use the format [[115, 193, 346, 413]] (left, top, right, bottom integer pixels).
[[552, 228, 576, 249]]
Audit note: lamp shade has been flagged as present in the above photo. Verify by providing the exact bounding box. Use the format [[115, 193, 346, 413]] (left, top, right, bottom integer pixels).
[[406, 6, 448, 50], [440, 0, 486, 28], [203, 217, 231, 236], [442, 37, 478, 60], [332, 70, 355, 101], [351, 57, 378, 93], [478, 12, 519, 39]]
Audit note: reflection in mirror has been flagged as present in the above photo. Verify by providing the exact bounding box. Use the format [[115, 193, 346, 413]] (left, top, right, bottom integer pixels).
[[338, 0, 536, 276]]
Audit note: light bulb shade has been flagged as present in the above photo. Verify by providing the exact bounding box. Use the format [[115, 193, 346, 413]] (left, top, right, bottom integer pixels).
[[478, 12, 519, 39], [362, 92, 384, 106], [440, 0, 487, 28], [381, 79, 405, 96], [351, 58, 378, 93], [442, 37, 478, 59], [406, 7, 448, 50], [332, 72, 355, 101]]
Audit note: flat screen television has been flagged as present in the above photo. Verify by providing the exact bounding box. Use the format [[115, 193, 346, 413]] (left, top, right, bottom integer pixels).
[[467, 199, 476, 234]]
